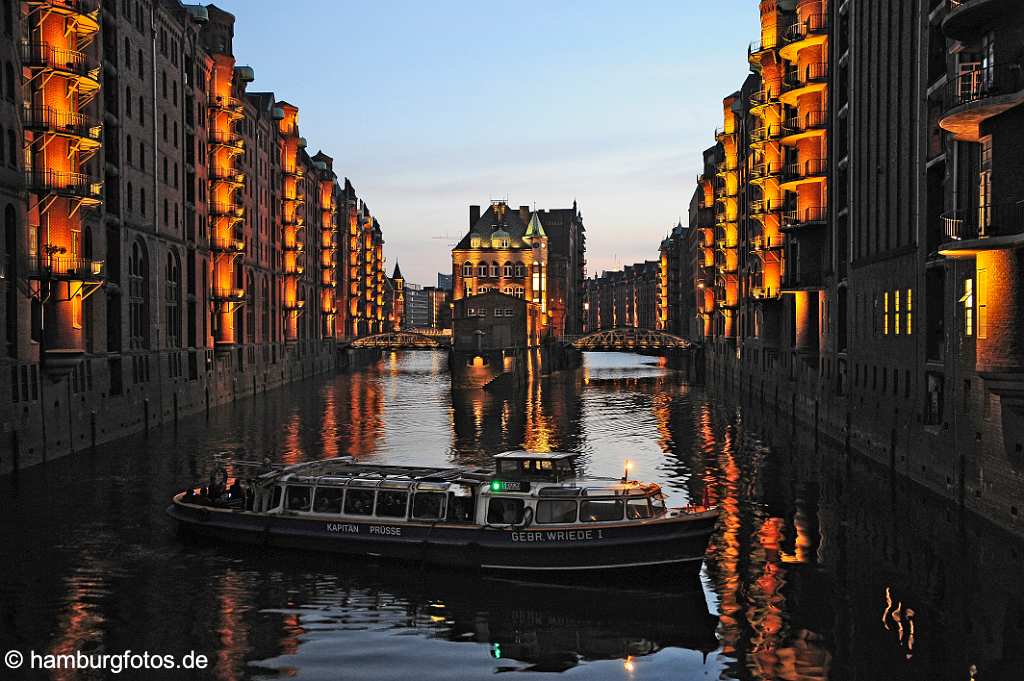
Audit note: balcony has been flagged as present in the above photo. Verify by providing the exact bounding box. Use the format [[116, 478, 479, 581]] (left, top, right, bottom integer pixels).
[[24, 255, 105, 281], [20, 42, 100, 91], [321, 271, 337, 287], [750, 124, 783, 145], [780, 63, 829, 106], [716, 160, 739, 176], [208, 201, 243, 219], [23, 1, 100, 35], [211, 287, 245, 302], [22, 105, 102, 150], [779, 14, 828, 60], [209, 168, 245, 187], [208, 130, 244, 153], [282, 242, 305, 253], [749, 199, 783, 219], [210, 235, 245, 253], [781, 157, 828, 189], [940, 65, 1024, 142], [25, 169, 102, 204], [283, 300, 306, 312], [749, 160, 783, 183], [208, 95, 244, 118], [942, 0, 1016, 41], [781, 110, 828, 143], [938, 200, 1024, 256], [321, 232, 337, 249], [782, 206, 829, 230], [748, 36, 779, 64], [750, 88, 780, 110], [750, 233, 784, 253]]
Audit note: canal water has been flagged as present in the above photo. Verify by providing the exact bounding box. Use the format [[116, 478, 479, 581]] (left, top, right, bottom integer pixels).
[[1, 352, 1022, 680]]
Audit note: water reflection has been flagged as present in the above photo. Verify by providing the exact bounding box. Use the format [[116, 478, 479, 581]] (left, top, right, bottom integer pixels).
[[0, 352, 1022, 680]]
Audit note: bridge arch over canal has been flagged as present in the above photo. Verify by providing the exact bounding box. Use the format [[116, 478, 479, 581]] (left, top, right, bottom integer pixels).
[[568, 327, 694, 352], [348, 331, 450, 350]]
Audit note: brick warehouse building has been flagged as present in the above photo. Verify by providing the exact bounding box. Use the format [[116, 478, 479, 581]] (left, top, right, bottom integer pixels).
[[581, 260, 660, 333], [0, 1, 393, 473], [689, 0, 1024, 536]]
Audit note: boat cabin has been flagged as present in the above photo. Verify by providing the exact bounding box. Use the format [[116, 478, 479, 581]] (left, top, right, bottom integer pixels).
[[492, 451, 577, 482]]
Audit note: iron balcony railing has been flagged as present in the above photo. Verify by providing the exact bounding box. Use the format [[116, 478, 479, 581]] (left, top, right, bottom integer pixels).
[[748, 36, 779, 56], [749, 199, 783, 215], [751, 124, 783, 143], [211, 287, 245, 301], [27, 0, 98, 16], [210, 235, 245, 252], [750, 161, 784, 180], [20, 41, 93, 76], [208, 130, 244, 149], [783, 13, 828, 42], [208, 201, 243, 218], [208, 168, 245, 185], [942, 200, 1024, 241], [784, 110, 828, 133], [24, 255, 104, 280], [784, 158, 828, 181], [750, 88, 780, 107], [784, 62, 829, 88], [782, 206, 829, 228], [25, 169, 102, 199], [22, 105, 101, 140], [944, 64, 1024, 112]]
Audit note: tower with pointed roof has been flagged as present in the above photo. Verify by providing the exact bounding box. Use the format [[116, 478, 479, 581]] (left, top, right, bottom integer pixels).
[[391, 261, 405, 330], [524, 212, 549, 318]]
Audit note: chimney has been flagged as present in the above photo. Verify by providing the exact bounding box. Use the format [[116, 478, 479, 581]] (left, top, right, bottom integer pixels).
[[519, 205, 531, 224], [469, 205, 481, 228]]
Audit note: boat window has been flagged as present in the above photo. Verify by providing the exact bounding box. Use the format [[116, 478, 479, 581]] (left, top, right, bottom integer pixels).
[[375, 490, 408, 518], [626, 498, 653, 520], [313, 487, 344, 513], [536, 499, 578, 524], [580, 499, 624, 522], [447, 495, 475, 523], [286, 486, 312, 512], [270, 485, 283, 511], [412, 492, 446, 520], [651, 494, 667, 514], [344, 489, 374, 516], [487, 497, 525, 525]]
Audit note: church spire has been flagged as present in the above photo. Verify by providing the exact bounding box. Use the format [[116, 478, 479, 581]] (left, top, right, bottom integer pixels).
[[525, 212, 546, 239]]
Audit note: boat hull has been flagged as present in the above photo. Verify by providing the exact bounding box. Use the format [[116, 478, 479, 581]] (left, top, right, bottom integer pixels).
[[166, 498, 717, 575]]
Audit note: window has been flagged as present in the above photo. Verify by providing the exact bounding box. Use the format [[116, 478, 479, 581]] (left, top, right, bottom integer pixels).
[[626, 498, 653, 519], [487, 497, 525, 524], [504, 263, 513, 277], [411, 492, 446, 520], [5, 129, 12, 167], [344, 488, 374, 515], [490, 263, 499, 277], [906, 288, 913, 335], [894, 290, 901, 335], [515, 264, 524, 277], [375, 490, 408, 518], [477, 264, 487, 277], [961, 278, 974, 336], [285, 486, 312, 512], [138, 95, 144, 123], [139, 141, 145, 171], [4, 62, 13, 101], [580, 499, 623, 522], [124, 37, 131, 67], [165, 251, 180, 347], [883, 291, 889, 335], [126, 87, 132, 117], [126, 181, 133, 212], [462, 262, 472, 278], [976, 270, 987, 339], [128, 239, 148, 349], [137, 49, 143, 78], [313, 487, 344, 513], [536, 499, 577, 524], [0, 125, 4, 164]]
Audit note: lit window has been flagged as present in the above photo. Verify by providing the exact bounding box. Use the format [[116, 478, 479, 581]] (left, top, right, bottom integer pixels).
[[478, 264, 487, 277], [883, 291, 889, 336], [462, 262, 472, 277], [894, 290, 901, 335], [504, 264, 512, 277], [977, 270, 987, 339], [906, 288, 912, 335], [961, 278, 974, 337], [491, 263, 499, 277]]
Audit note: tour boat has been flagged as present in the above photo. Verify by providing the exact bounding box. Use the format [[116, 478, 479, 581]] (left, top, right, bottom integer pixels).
[[167, 451, 719, 575]]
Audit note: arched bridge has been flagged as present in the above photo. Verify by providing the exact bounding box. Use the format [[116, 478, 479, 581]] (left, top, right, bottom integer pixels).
[[566, 327, 694, 352], [348, 331, 450, 350]]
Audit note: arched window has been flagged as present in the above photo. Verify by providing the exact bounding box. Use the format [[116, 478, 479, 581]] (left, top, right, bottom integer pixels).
[[515, 263, 524, 277], [165, 250, 180, 347], [140, 186, 146, 216], [126, 86, 132, 117], [137, 49, 143, 79], [477, 263, 487, 277], [462, 262, 472, 278], [129, 239, 149, 349], [124, 37, 131, 67], [0, 125, 5, 165], [490, 262, 499, 277], [126, 134, 132, 165], [6, 129, 15, 167], [138, 95, 144, 123], [139, 140, 145, 170], [503, 262, 513, 277], [126, 181, 133, 212]]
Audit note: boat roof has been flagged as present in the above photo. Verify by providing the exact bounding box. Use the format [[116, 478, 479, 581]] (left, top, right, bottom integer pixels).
[[494, 451, 578, 461], [257, 457, 489, 486]]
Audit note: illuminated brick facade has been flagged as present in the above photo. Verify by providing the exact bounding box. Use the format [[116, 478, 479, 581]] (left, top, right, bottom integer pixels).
[[0, 1, 392, 472], [689, 0, 1024, 536]]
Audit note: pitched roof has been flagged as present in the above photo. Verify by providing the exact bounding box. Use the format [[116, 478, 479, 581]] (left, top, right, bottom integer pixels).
[[392, 261, 403, 279], [452, 202, 531, 251], [525, 212, 546, 238]]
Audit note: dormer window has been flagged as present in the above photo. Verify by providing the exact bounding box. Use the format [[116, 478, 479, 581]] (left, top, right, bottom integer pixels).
[[470, 236, 481, 248]]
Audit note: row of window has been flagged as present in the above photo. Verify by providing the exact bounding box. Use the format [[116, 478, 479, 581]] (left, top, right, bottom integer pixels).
[[881, 288, 914, 336], [462, 262, 528, 278], [465, 307, 517, 318]]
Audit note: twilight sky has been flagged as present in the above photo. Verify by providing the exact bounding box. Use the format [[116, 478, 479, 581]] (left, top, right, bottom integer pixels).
[[213, 0, 759, 286]]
